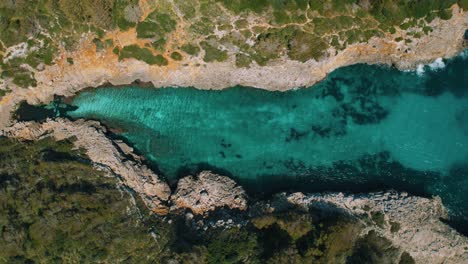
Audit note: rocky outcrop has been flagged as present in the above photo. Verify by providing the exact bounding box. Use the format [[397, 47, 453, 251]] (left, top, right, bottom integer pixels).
[[265, 191, 468, 264], [1, 119, 171, 214], [171, 171, 248, 215], [0, 119, 249, 215]]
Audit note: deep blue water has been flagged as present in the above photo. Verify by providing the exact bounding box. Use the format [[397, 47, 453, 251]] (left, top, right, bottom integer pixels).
[[51, 51, 468, 227]]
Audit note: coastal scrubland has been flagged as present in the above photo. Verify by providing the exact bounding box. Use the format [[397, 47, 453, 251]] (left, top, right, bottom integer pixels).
[[0, 137, 415, 263], [0, 137, 167, 262], [0, 0, 465, 91]]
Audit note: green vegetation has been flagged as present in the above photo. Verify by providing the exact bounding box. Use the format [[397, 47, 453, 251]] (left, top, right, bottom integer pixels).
[[400, 252, 416, 264], [347, 230, 402, 263], [200, 41, 228, 62], [0, 137, 168, 262], [0, 0, 463, 84], [117, 45, 168, 66], [371, 211, 386, 228], [11, 72, 37, 88], [113, 0, 141, 30], [180, 0, 459, 67], [181, 44, 201, 56], [390, 221, 401, 233], [160, 209, 371, 263], [170, 51, 183, 61], [0, 0, 141, 87], [136, 10, 176, 39], [205, 228, 259, 263], [235, 53, 252, 68], [0, 88, 10, 99]]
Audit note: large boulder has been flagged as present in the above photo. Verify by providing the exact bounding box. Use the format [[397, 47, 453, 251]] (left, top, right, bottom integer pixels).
[[171, 171, 248, 215]]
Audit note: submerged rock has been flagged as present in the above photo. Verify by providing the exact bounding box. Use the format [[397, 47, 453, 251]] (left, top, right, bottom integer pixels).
[[171, 171, 248, 215]]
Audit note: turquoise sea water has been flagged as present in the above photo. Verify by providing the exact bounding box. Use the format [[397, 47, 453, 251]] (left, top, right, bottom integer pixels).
[[58, 51, 467, 224]]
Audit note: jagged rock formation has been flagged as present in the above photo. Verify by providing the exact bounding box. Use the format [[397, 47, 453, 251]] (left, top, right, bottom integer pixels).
[[0, 119, 249, 215], [1, 119, 171, 214], [266, 191, 468, 264], [171, 171, 248, 215]]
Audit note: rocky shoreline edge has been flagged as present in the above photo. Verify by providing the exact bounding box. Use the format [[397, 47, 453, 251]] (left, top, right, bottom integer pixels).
[[0, 6, 466, 129], [1, 118, 467, 263]]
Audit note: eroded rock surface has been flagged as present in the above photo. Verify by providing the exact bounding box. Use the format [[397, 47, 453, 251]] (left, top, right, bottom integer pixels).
[[171, 171, 248, 215]]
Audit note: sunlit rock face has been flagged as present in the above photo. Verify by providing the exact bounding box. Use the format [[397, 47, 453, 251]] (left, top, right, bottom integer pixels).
[[171, 171, 248, 215]]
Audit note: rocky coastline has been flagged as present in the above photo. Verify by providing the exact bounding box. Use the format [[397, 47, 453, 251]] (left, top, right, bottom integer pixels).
[[1, 118, 467, 263], [0, 6, 466, 129]]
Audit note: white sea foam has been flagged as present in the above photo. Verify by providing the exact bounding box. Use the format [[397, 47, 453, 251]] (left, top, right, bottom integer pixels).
[[460, 49, 468, 59], [414, 57, 446, 76], [428, 58, 446, 71], [416, 64, 425, 76]]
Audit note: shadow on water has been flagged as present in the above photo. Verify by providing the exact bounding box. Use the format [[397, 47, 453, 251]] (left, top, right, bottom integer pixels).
[[14, 96, 78, 122], [164, 153, 468, 236], [169, 153, 439, 200], [14, 101, 55, 122], [13, 99, 168, 183]]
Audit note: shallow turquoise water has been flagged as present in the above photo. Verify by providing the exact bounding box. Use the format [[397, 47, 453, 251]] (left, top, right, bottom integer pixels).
[[59, 51, 468, 224]]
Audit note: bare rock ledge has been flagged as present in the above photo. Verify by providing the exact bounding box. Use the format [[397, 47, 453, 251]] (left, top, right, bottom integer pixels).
[[171, 171, 248, 215]]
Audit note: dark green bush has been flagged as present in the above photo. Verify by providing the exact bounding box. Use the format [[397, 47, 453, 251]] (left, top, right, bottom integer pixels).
[[0, 137, 167, 263]]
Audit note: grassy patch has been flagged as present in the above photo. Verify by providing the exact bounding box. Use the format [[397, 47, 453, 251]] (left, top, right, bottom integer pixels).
[[12, 72, 37, 88], [235, 54, 252, 68], [287, 31, 328, 62], [113, 0, 140, 30], [170, 52, 183, 61], [205, 227, 259, 263], [200, 42, 228, 62], [136, 10, 176, 39], [347, 230, 401, 263], [118, 45, 168, 66], [0, 89, 10, 98], [181, 44, 201, 56]]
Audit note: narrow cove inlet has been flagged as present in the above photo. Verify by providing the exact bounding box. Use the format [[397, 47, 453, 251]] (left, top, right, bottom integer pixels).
[[3, 1, 468, 261], [29, 51, 467, 226]]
